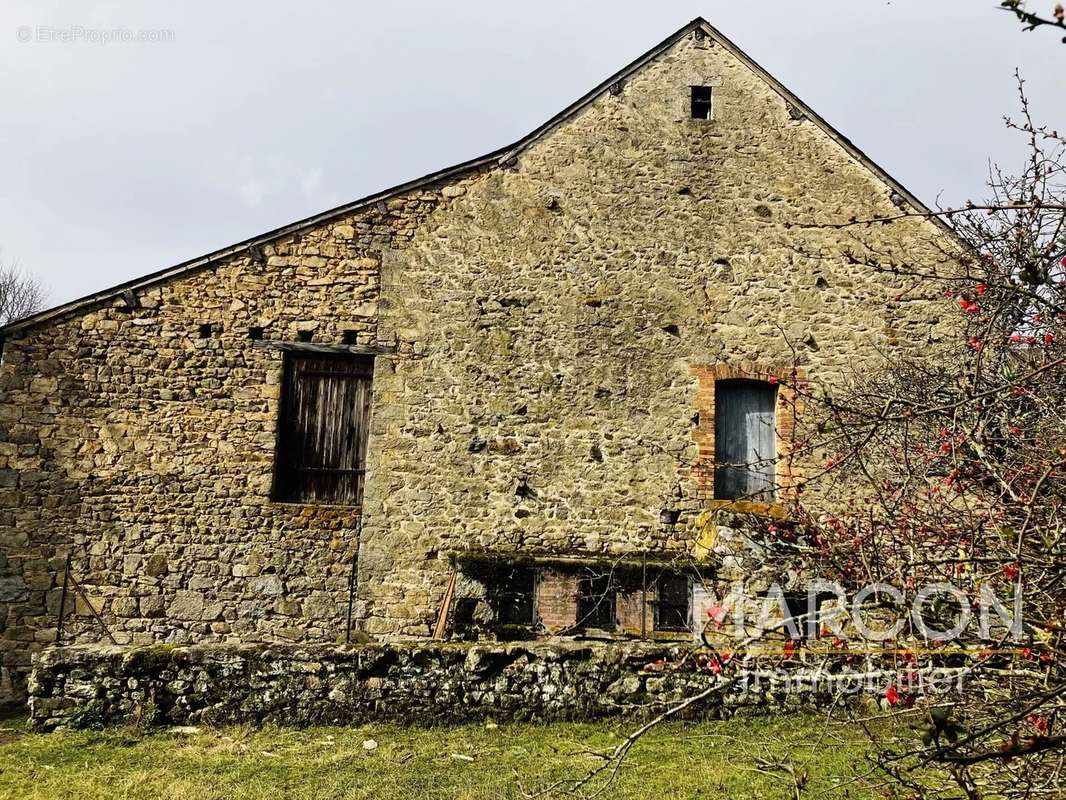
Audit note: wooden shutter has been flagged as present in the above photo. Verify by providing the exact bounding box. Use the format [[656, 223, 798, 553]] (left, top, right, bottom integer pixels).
[[713, 379, 777, 501], [275, 352, 374, 505]]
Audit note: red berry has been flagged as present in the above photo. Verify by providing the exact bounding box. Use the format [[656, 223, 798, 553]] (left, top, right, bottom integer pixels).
[[885, 684, 900, 706], [1029, 715, 1049, 735]]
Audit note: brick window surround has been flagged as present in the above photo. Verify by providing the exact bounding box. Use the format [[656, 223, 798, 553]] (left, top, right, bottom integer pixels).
[[690, 363, 806, 503]]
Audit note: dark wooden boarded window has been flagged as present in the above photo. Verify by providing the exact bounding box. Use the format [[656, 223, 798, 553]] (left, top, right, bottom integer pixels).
[[714, 379, 777, 501], [655, 574, 690, 632], [274, 352, 374, 505]]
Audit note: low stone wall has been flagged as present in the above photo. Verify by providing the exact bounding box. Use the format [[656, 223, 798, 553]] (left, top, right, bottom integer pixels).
[[28, 641, 868, 730]]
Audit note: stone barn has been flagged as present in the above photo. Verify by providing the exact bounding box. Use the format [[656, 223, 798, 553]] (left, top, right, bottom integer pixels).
[[0, 17, 953, 706]]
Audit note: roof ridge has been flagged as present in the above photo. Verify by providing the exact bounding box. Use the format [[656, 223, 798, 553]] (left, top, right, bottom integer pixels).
[[1, 16, 944, 335]]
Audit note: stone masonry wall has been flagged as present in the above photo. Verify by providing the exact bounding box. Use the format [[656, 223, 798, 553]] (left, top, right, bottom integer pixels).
[[28, 641, 881, 730], [353, 32, 953, 634], [0, 179, 478, 704], [1, 28, 955, 706]]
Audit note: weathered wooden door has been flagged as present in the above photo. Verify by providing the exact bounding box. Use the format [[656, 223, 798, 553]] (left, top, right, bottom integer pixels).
[[275, 352, 374, 504], [713, 379, 777, 501]]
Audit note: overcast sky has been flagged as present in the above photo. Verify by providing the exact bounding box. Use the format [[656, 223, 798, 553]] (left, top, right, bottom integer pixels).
[[1, 1, 1061, 307]]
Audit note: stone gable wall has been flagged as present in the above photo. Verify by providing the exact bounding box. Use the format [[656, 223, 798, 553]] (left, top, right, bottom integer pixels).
[[353, 33, 953, 633], [1, 31, 954, 706]]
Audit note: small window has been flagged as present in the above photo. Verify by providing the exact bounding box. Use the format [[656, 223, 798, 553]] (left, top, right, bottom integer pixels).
[[656, 574, 690, 632], [714, 379, 777, 501], [780, 593, 818, 644], [297, 329, 314, 343], [490, 566, 537, 626], [782, 592, 826, 640], [341, 330, 359, 345], [198, 323, 213, 339], [248, 326, 265, 341], [690, 86, 713, 120], [577, 571, 616, 630], [274, 352, 374, 504]]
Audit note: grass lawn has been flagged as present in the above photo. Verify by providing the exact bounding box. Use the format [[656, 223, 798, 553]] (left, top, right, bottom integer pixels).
[[0, 713, 902, 799]]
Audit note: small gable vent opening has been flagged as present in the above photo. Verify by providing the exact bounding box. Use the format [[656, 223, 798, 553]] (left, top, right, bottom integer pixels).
[[197, 323, 213, 339], [690, 86, 713, 120]]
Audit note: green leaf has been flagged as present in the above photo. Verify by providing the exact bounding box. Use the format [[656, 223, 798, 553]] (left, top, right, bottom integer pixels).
[[930, 707, 950, 728]]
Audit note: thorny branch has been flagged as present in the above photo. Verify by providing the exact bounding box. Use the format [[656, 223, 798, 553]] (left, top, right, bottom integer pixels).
[[541, 78, 1066, 799], [778, 78, 1066, 798], [999, 1, 1066, 43]]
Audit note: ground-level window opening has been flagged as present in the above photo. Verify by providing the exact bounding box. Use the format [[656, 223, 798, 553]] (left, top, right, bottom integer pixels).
[[655, 574, 690, 632], [577, 571, 616, 630], [491, 565, 537, 626]]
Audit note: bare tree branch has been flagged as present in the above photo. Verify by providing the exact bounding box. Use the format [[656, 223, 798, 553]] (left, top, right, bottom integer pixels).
[[0, 255, 47, 325]]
